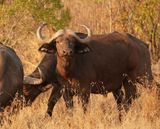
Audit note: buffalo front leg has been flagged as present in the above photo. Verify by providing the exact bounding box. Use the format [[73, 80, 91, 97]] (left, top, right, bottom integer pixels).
[[123, 77, 137, 111], [79, 88, 90, 113], [63, 88, 74, 109], [47, 83, 62, 116], [112, 88, 124, 121]]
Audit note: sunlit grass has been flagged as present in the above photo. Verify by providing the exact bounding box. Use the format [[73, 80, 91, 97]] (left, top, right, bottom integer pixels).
[[0, 85, 160, 129]]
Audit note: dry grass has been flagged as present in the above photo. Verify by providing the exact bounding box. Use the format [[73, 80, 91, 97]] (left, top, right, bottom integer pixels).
[[62, 0, 116, 33], [0, 0, 160, 129], [0, 85, 160, 129]]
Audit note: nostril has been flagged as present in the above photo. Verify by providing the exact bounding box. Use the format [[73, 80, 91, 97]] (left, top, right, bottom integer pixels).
[[62, 50, 73, 56], [63, 50, 66, 54], [70, 50, 73, 55]]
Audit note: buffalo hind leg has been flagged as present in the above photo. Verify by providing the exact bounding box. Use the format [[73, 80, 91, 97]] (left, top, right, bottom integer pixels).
[[47, 83, 62, 116], [112, 88, 124, 121], [123, 77, 137, 111]]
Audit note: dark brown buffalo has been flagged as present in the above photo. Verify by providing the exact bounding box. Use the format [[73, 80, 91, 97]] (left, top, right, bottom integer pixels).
[[23, 33, 106, 116], [36, 23, 153, 117], [23, 53, 57, 103], [0, 43, 23, 112]]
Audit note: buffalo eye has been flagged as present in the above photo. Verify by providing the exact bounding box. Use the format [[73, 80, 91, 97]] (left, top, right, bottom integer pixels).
[[38, 43, 56, 53], [75, 43, 91, 54]]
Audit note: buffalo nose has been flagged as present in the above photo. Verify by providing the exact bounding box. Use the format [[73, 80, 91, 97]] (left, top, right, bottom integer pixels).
[[63, 50, 73, 56]]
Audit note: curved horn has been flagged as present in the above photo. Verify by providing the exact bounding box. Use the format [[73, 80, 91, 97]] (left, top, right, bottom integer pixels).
[[37, 22, 48, 42], [23, 67, 43, 85], [67, 24, 92, 43], [37, 23, 64, 43], [80, 25, 92, 37]]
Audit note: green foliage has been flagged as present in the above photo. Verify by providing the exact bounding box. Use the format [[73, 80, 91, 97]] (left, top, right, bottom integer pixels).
[[117, 0, 160, 60], [133, 0, 160, 60], [0, 0, 70, 29], [0, 0, 70, 47]]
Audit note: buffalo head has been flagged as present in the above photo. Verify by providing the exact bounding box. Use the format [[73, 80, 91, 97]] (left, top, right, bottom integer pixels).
[[37, 23, 92, 58], [23, 67, 52, 103]]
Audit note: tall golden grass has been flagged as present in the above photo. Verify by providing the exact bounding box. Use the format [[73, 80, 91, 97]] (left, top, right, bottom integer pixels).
[[0, 86, 160, 129], [0, 0, 160, 129]]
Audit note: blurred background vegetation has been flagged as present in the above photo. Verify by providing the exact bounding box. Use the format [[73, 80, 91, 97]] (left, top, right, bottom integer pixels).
[[0, 0, 159, 73], [0, 0, 71, 73]]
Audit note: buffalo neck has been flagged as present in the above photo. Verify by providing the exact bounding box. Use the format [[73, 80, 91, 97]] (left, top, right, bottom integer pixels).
[[56, 54, 80, 80]]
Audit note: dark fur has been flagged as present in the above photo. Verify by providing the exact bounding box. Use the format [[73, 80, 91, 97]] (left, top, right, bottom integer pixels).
[[23, 53, 58, 103], [0, 43, 23, 111], [40, 31, 153, 117]]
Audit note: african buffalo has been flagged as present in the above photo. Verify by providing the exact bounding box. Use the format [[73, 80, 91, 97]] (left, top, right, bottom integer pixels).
[[0, 43, 23, 112], [36, 23, 153, 117], [29, 24, 152, 115]]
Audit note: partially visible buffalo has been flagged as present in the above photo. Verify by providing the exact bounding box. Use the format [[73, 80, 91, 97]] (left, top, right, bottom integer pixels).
[[0, 43, 23, 111], [23, 53, 57, 103], [37, 23, 153, 117]]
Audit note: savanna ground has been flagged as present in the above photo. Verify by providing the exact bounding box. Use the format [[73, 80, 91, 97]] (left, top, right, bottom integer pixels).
[[0, 0, 160, 129]]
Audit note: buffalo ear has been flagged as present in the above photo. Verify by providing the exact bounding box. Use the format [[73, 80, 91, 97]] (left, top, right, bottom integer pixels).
[[75, 43, 91, 54], [38, 43, 56, 53]]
